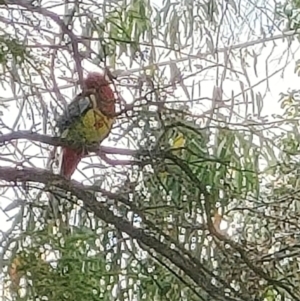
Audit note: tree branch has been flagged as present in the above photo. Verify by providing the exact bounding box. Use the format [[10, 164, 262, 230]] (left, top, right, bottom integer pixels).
[[0, 166, 237, 300], [0, 131, 137, 157], [165, 153, 300, 301], [112, 29, 300, 78], [3, 0, 297, 83], [6, 0, 84, 87]]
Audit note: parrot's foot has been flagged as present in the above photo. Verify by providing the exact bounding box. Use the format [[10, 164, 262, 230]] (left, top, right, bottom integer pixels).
[[88, 142, 101, 153]]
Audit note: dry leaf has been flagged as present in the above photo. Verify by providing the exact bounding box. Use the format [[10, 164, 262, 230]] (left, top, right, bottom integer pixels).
[[8, 255, 24, 293]]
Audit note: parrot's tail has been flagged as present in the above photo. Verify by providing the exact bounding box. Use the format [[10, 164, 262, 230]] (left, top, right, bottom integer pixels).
[[60, 147, 83, 179]]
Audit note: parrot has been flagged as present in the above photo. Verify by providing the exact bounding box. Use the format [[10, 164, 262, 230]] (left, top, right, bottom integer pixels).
[[56, 72, 116, 179]]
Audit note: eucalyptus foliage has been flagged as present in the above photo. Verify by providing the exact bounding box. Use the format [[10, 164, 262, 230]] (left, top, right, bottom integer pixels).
[[1, 1, 300, 301]]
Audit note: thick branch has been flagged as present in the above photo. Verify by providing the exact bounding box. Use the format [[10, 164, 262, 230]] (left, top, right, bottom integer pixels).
[[0, 166, 231, 300], [165, 153, 300, 301]]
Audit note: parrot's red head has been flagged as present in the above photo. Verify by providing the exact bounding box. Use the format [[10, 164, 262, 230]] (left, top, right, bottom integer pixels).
[[84, 72, 116, 116], [84, 72, 111, 89]]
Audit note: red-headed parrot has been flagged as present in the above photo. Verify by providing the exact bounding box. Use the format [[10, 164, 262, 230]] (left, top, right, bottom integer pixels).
[[56, 72, 116, 179]]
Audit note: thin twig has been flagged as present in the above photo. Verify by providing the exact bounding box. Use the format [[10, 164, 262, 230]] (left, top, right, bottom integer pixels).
[[6, 0, 84, 88]]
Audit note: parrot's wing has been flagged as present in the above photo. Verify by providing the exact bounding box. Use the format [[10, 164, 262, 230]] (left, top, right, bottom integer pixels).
[[56, 90, 97, 135]]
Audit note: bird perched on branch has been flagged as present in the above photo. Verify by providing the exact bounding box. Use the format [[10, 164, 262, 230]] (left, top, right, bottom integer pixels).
[[56, 72, 116, 179]]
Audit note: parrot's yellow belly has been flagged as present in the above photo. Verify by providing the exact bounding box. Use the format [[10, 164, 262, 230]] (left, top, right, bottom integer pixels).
[[63, 109, 114, 145]]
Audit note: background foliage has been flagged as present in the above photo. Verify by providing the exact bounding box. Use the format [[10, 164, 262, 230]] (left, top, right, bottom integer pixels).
[[1, 0, 300, 300]]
